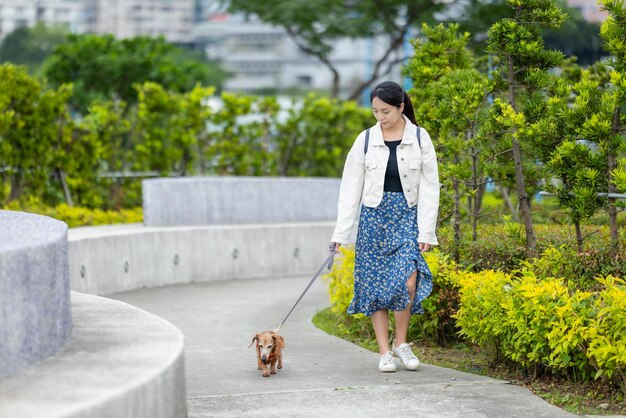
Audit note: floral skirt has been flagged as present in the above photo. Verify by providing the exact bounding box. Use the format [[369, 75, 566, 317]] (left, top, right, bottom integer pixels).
[[348, 191, 433, 317]]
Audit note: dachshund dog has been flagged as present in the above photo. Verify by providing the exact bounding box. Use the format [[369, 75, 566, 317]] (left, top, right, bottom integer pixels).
[[249, 330, 285, 377]]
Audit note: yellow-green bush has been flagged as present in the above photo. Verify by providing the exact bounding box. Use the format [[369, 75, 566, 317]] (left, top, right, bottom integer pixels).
[[453, 269, 626, 392], [53, 204, 143, 227], [587, 276, 626, 392], [2, 199, 142, 227], [324, 247, 360, 317], [452, 269, 512, 358], [321, 247, 374, 343], [545, 287, 594, 376], [500, 275, 579, 371]]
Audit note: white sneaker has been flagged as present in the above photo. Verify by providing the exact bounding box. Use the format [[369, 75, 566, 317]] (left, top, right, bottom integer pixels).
[[378, 351, 396, 373], [392, 340, 420, 370]]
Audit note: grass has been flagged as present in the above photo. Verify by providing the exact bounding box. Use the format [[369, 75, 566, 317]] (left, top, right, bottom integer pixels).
[[312, 307, 626, 416]]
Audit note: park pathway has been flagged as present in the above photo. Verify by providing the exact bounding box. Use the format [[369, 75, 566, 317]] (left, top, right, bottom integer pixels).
[[110, 276, 579, 418]]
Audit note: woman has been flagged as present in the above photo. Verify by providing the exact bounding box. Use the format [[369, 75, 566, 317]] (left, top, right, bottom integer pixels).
[[330, 81, 440, 372]]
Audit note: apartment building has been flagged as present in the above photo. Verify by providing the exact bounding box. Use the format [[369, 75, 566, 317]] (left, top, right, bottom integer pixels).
[[0, 0, 83, 40], [82, 0, 194, 44], [0, 0, 195, 43], [193, 13, 404, 99]]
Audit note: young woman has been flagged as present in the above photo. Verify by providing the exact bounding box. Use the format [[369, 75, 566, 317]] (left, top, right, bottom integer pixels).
[[330, 81, 440, 372]]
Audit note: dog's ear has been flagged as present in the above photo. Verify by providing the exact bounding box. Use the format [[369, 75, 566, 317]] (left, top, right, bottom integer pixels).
[[248, 334, 259, 348], [273, 334, 285, 349]]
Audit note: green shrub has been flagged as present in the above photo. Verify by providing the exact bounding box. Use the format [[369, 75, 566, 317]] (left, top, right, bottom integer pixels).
[[438, 223, 626, 285]]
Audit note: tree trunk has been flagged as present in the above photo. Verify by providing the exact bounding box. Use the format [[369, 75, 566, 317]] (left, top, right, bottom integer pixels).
[[284, 27, 342, 98], [329, 67, 340, 98], [574, 221, 583, 254], [472, 182, 487, 242], [347, 31, 407, 101], [278, 133, 298, 176], [608, 107, 620, 246], [498, 185, 517, 220], [508, 56, 537, 258], [470, 145, 485, 242], [453, 176, 461, 263], [56, 168, 73, 207], [8, 173, 22, 203]]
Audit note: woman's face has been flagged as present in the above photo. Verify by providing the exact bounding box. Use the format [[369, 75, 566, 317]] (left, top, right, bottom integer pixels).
[[372, 96, 404, 129]]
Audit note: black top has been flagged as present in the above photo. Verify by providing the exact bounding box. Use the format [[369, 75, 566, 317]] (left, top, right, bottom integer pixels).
[[384, 139, 403, 192]]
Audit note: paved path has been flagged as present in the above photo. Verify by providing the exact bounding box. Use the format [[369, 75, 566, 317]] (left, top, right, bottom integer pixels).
[[110, 276, 580, 418]]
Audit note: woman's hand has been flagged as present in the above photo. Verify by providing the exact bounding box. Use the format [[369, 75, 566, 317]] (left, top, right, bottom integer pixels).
[[329, 242, 340, 253], [418, 242, 431, 253]]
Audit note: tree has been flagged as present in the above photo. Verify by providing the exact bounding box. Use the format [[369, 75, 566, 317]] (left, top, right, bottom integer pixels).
[[530, 71, 606, 251], [44, 34, 229, 113], [0, 63, 96, 204], [454, 0, 603, 66], [0, 23, 67, 75], [272, 95, 371, 176], [224, 0, 444, 99], [405, 23, 494, 261], [598, 0, 626, 246], [486, 0, 568, 257], [134, 83, 215, 176]]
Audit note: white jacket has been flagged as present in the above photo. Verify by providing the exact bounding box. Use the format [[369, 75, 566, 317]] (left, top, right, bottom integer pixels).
[[331, 115, 440, 246]]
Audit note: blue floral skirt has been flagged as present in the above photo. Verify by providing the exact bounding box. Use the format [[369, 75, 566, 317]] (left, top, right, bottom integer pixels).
[[348, 191, 433, 317]]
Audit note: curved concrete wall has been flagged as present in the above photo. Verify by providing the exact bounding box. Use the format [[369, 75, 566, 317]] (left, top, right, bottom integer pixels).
[[0, 292, 186, 418], [68, 222, 335, 296], [142, 177, 340, 226], [0, 210, 72, 379]]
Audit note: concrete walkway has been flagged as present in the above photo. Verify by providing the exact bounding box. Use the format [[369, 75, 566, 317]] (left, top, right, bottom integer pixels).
[[110, 276, 586, 418]]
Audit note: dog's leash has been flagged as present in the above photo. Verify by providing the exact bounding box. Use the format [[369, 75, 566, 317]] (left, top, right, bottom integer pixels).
[[273, 249, 337, 334]]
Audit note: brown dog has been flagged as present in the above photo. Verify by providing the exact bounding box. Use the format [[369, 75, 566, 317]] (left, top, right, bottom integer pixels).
[[250, 331, 285, 377]]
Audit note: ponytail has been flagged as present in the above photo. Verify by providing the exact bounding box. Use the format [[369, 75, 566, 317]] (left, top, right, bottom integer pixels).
[[402, 92, 417, 126]]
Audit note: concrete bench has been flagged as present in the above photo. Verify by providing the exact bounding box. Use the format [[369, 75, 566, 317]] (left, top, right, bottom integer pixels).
[[0, 210, 71, 379]]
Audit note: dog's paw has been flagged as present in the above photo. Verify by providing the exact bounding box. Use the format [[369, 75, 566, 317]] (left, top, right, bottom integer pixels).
[[277, 365, 282, 369], [262, 371, 270, 377], [270, 369, 277, 374]]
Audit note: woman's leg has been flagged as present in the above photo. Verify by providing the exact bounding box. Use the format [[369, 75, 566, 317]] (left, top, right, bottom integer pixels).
[[393, 270, 417, 344], [371, 310, 390, 354]]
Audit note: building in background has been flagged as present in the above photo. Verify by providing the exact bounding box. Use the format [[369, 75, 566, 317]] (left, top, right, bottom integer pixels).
[[2, 0, 607, 97], [193, 13, 405, 99], [566, 0, 607, 23], [0, 0, 195, 43], [82, 0, 194, 44], [0, 0, 83, 40]]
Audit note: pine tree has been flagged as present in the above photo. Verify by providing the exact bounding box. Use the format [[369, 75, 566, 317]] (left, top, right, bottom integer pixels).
[[599, 0, 626, 245], [406, 24, 492, 261], [486, 0, 568, 257]]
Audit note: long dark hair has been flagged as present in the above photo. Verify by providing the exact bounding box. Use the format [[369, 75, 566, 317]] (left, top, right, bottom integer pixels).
[[370, 81, 417, 126]]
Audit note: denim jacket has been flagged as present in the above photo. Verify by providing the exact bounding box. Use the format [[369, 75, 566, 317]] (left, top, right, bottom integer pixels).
[[331, 115, 440, 246]]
